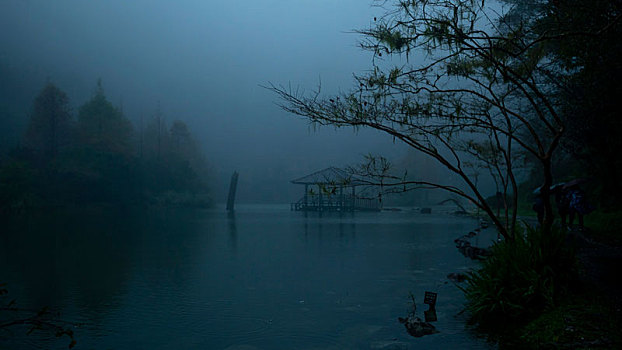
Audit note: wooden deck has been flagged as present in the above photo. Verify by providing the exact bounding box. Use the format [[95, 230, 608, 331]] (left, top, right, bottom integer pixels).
[[290, 194, 380, 212]]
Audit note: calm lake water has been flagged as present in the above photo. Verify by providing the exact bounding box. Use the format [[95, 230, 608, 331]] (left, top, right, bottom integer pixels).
[[1, 205, 496, 349]]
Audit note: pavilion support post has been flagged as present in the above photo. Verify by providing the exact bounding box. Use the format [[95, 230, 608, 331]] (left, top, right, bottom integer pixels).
[[339, 186, 343, 211], [304, 184, 308, 209], [318, 184, 323, 212]]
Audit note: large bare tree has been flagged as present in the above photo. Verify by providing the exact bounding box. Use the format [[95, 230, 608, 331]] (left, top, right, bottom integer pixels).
[[268, 0, 576, 239]]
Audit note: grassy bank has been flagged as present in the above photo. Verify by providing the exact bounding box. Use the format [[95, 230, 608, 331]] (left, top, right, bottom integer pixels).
[[583, 210, 622, 245], [463, 220, 622, 349], [519, 217, 622, 349], [519, 292, 622, 349]]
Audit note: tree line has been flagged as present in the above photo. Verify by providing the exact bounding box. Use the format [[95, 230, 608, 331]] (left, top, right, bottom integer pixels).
[[0, 80, 211, 212]]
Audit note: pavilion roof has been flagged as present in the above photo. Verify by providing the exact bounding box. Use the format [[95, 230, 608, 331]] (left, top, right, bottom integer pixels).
[[291, 167, 367, 186]]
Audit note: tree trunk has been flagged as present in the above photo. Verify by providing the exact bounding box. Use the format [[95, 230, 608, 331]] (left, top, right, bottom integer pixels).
[[541, 157, 555, 232]]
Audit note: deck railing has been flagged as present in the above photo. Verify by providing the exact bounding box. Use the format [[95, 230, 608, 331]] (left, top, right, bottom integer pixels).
[[290, 194, 379, 212]]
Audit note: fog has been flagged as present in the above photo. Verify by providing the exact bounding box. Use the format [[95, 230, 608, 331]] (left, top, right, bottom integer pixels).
[[0, 0, 418, 203], [2, 2, 619, 348]]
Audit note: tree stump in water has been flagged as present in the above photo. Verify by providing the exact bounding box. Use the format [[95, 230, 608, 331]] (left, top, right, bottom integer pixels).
[[398, 316, 439, 337]]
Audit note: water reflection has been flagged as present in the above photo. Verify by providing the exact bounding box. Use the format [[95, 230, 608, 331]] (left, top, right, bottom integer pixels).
[[227, 211, 237, 254], [1, 208, 141, 338], [1, 206, 494, 350], [300, 212, 358, 252]]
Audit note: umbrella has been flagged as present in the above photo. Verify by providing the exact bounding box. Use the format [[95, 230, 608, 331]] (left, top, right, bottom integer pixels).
[[563, 178, 590, 189], [534, 183, 566, 195], [550, 183, 565, 192]]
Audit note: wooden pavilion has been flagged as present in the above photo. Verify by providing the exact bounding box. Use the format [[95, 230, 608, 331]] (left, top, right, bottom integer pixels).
[[290, 167, 380, 212]]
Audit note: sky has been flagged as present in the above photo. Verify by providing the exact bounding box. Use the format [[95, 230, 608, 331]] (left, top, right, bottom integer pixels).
[[0, 0, 419, 203]]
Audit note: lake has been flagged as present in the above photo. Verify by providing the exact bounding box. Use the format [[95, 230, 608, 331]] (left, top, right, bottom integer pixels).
[[1, 204, 496, 349]]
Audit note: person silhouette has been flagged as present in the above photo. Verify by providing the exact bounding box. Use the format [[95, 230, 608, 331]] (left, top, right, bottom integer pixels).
[[553, 185, 569, 228], [566, 185, 593, 228]]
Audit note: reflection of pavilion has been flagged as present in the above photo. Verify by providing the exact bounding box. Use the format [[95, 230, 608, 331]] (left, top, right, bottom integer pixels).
[[290, 167, 380, 212]]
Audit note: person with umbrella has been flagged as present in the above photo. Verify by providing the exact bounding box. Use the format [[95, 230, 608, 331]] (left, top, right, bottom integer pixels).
[[551, 183, 569, 229], [563, 178, 593, 229]]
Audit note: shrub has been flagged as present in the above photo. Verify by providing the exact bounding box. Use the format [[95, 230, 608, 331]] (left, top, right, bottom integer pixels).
[[462, 225, 577, 328]]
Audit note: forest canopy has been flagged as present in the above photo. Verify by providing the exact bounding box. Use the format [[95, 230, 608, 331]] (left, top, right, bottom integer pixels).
[[0, 81, 212, 212]]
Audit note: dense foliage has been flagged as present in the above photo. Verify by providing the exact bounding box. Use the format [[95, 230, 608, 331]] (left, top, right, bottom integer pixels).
[[498, 0, 622, 212], [0, 81, 211, 212], [551, 0, 622, 210], [463, 226, 576, 327]]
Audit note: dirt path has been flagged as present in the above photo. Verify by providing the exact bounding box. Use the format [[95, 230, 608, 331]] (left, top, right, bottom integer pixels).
[[571, 228, 622, 308]]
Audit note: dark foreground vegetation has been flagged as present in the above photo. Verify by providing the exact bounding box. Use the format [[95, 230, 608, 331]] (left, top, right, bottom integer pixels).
[[0, 80, 211, 213], [1, 282, 77, 348], [463, 226, 576, 327], [462, 224, 622, 349]]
